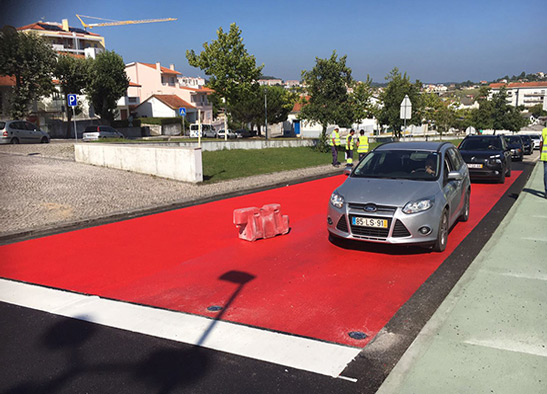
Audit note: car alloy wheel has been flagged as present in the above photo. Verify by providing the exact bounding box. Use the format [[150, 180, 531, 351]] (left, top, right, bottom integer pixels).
[[433, 210, 449, 252], [460, 190, 470, 222]]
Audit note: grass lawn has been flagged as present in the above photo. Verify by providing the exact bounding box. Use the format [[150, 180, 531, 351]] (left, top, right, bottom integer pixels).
[[202, 146, 341, 183], [201, 139, 462, 184]]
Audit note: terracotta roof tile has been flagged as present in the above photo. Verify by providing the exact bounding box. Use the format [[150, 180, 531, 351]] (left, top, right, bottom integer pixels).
[[140, 63, 181, 75], [0, 75, 16, 86], [490, 81, 547, 89], [149, 94, 195, 110], [17, 22, 101, 37], [179, 86, 214, 93]]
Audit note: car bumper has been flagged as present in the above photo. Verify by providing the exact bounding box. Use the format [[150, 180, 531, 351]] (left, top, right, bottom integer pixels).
[[327, 203, 441, 246], [468, 167, 504, 180]]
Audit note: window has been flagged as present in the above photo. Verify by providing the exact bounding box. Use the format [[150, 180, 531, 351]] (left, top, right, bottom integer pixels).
[[447, 148, 463, 169]]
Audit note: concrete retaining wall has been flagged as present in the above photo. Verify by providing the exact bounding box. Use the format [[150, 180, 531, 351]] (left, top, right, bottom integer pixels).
[[75, 143, 202, 183], [172, 138, 317, 151]]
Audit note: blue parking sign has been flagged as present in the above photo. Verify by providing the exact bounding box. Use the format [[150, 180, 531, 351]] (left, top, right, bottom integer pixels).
[[179, 107, 186, 116], [68, 94, 77, 107]]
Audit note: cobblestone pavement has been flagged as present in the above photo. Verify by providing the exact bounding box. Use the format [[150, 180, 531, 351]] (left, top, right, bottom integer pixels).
[[0, 141, 341, 238]]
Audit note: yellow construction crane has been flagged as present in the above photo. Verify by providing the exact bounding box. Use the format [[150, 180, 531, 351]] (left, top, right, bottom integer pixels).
[[76, 14, 177, 29]]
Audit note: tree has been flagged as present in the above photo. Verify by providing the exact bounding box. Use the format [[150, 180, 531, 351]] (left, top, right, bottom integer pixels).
[[186, 23, 263, 123], [471, 86, 493, 131], [349, 77, 375, 126], [55, 55, 91, 137], [229, 85, 297, 135], [471, 87, 526, 133], [377, 67, 422, 139], [529, 103, 547, 117], [299, 50, 354, 150], [86, 51, 129, 123], [421, 93, 456, 137], [0, 26, 56, 119]]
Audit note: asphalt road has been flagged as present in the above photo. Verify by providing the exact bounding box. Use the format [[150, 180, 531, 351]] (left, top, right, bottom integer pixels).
[[0, 149, 538, 394]]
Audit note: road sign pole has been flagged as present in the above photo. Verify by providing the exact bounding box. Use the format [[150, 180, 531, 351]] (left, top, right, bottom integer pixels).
[[73, 107, 77, 140]]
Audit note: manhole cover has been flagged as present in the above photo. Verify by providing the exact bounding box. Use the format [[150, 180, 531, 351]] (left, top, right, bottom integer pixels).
[[348, 331, 367, 340]]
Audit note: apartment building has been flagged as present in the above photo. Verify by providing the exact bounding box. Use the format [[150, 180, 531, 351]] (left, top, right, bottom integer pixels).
[[490, 81, 547, 110], [17, 19, 105, 58]]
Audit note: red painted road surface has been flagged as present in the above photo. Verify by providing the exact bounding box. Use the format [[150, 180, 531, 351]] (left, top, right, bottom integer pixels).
[[0, 173, 520, 347]]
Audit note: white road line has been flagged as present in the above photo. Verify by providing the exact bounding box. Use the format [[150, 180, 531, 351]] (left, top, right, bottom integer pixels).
[[337, 375, 358, 383], [0, 278, 360, 377]]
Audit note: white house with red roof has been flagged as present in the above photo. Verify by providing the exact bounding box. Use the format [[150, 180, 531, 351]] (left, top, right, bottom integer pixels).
[[125, 62, 213, 124], [489, 81, 547, 110]]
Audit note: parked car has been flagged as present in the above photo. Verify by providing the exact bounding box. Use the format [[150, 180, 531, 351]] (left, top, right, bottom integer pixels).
[[458, 135, 511, 183], [234, 129, 252, 138], [529, 134, 541, 150], [189, 124, 215, 138], [327, 142, 471, 252], [216, 129, 237, 139], [0, 120, 50, 144], [82, 125, 124, 141], [203, 128, 218, 138], [519, 134, 533, 155], [503, 135, 524, 161]]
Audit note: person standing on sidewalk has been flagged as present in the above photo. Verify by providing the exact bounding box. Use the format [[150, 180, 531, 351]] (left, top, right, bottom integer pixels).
[[329, 127, 341, 166], [345, 129, 355, 166], [541, 124, 547, 197], [356, 129, 369, 161]]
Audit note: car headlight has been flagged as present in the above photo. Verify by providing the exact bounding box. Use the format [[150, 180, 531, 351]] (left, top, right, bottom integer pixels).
[[488, 155, 502, 164], [330, 191, 345, 209], [403, 199, 433, 214]]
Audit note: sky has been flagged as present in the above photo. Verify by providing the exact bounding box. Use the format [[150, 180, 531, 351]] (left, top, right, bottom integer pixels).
[[2, 0, 546, 84]]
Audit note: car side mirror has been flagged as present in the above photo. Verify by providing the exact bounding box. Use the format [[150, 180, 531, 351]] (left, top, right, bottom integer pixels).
[[343, 168, 352, 176], [447, 171, 463, 181]]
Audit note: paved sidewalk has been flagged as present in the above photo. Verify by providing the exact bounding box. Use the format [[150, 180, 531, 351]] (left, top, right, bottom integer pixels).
[[0, 142, 341, 239], [378, 162, 547, 394]]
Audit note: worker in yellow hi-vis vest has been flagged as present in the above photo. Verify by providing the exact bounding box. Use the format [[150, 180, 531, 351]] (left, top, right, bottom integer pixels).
[[345, 129, 355, 166], [329, 127, 341, 166], [356, 129, 369, 161], [540, 125, 547, 198]]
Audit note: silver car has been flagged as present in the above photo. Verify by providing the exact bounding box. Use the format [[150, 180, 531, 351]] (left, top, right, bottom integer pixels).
[[0, 120, 50, 144], [82, 125, 124, 141], [327, 142, 471, 252]]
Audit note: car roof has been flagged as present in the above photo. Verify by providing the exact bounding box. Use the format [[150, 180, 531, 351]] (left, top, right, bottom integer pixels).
[[463, 135, 501, 139], [375, 141, 450, 152]]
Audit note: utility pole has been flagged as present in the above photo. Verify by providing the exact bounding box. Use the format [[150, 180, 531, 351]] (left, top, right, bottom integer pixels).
[[264, 89, 268, 140]]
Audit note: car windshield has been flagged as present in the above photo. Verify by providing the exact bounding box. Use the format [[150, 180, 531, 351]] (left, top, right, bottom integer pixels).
[[505, 136, 521, 143], [352, 150, 440, 181], [459, 138, 501, 150]]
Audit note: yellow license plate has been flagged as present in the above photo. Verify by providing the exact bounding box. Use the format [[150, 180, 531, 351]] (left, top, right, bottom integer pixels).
[[352, 217, 388, 228]]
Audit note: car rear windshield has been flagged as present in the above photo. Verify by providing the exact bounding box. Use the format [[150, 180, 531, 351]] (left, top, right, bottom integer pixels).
[[459, 138, 501, 150], [352, 150, 440, 181], [84, 126, 99, 132], [0, 122, 5, 129], [505, 136, 521, 143]]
